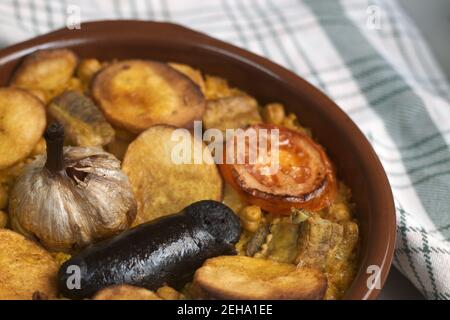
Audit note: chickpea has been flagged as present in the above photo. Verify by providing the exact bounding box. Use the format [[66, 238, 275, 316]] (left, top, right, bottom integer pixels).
[[329, 203, 351, 222], [0, 210, 8, 228], [344, 221, 359, 236], [239, 205, 262, 232], [76, 58, 102, 84], [282, 113, 300, 130], [242, 205, 261, 222], [282, 113, 312, 136], [204, 75, 231, 99], [262, 103, 285, 125], [66, 77, 83, 92], [243, 221, 259, 233], [157, 286, 181, 300]]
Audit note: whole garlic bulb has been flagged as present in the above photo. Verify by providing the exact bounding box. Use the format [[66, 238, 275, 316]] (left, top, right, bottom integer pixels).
[[9, 123, 136, 252]]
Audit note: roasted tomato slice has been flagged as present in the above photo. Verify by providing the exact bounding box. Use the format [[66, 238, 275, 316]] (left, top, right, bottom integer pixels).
[[219, 124, 337, 214]]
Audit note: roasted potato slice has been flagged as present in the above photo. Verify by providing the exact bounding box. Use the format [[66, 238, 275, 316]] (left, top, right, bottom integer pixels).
[[169, 62, 206, 94], [203, 96, 262, 135], [0, 88, 46, 169], [48, 90, 114, 146], [93, 285, 162, 300], [10, 49, 77, 102], [92, 60, 205, 133], [0, 229, 58, 299], [192, 256, 327, 300], [156, 286, 182, 300], [122, 125, 222, 224]]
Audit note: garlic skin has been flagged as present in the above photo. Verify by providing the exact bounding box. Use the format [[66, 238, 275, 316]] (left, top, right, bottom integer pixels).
[[9, 145, 137, 252]]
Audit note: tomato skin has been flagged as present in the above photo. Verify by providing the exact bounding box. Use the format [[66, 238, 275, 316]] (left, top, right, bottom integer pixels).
[[218, 125, 337, 215]]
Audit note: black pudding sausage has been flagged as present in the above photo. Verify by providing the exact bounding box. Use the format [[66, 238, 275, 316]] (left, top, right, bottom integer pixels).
[[58, 200, 241, 299]]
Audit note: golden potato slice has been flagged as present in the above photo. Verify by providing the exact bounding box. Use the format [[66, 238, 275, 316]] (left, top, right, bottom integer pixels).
[[0, 88, 46, 169], [203, 96, 262, 133], [122, 125, 222, 224], [192, 256, 327, 300], [169, 62, 206, 93], [0, 229, 58, 299], [156, 286, 182, 300], [93, 285, 162, 300], [10, 49, 77, 100], [92, 60, 205, 133]]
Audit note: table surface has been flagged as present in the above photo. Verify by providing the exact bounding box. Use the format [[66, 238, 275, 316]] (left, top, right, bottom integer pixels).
[[378, 267, 425, 300], [378, 0, 450, 300]]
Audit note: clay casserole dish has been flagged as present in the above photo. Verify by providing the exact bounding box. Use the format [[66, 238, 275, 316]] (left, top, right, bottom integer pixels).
[[0, 20, 396, 300]]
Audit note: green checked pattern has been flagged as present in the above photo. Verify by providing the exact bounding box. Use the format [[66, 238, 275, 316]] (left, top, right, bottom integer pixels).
[[0, 0, 449, 299]]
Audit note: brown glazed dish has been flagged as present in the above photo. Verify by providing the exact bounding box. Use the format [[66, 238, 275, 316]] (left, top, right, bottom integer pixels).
[[0, 20, 396, 300]]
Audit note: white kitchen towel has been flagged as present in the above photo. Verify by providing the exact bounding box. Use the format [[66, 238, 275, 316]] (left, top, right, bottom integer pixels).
[[0, 0, 449, 299]]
